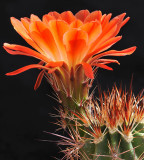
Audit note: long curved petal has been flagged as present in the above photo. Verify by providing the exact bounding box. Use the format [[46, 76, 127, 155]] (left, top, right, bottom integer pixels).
[[92, 63, 113, 71], [93, 59, 120, 65], [89, 17, 120, 53], [3, 43, 51, 63], [84, 36, 122, 61], [101, 13, 112, 29], [93, 46, 136, 60], [6, 61, 64, 76], [6, 64, 50, 76], [11, 17, 43, 54], [86, 46, 136, 64]]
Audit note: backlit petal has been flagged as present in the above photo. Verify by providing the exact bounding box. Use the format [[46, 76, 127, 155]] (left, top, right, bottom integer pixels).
[[89, 17, 120, 52], [48, 20, 69, 62], [21, 17, 30, 31], [82, 62, 94, 79], [30, 21, 60, 60], [6, 61, 63, 76], [101, 14, 112, 29], [63, 29, 88, 67], [42, 14, 55, 25], [11, 17, 43, 53], [6, 64, 50, 76], [5, 10, 136, 85], [48, 11, 61, 19], [80, 21, 102, 44], [92, 36, 122, 54], [46, 61, 64, 68], [11, 17, 28, 36], [3, 43, 51, 63], [112, 13, 127, 37], [75, 10, 90, 22], [91, 47, 136, 61], [94, 59, 120, 65], [84, 10, 102, 23], [61, 11, 76, 24], [92, 63, 113, 70], [30, 14, 41, 21], [84, 36, 122, 61], [70, 20, 83, 28]]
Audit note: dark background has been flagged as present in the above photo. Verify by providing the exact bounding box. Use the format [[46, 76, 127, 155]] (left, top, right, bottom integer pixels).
[[0, 0, 144, 159]]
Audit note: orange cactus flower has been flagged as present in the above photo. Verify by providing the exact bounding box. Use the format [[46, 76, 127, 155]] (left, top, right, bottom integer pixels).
[[4, 10, 136, 77], [3, 10, 136, 103]]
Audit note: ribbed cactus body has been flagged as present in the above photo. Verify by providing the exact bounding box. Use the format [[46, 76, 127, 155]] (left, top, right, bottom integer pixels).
[[56, 84, 144, 160], [80, 125, 144, 160]]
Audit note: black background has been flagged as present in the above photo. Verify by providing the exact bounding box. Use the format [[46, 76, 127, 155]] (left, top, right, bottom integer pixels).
[[0, 0, 144, 159]]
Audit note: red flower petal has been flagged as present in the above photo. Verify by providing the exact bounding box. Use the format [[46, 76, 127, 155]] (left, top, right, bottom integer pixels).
[[70, 20, 83, 28], [82, 62, 94, 79], [61, 11, 76, 24], [6, 61, 63, 76], [84, 36, 122, 61], [92, 63, 113, 71], [3, 43, 51, 63], [80, 21, 102, 44], [48, 11, 61, 20], [46, 61, 64, 68], [11, 17, 43, 53], [30, 21, 60, 60], [34, 70, 44, 90], [121, 17, 130, 27], [101, 13, 112, 29], [96, 47, 137, 59], [92, 36, 122, 54], [63, 29, 88, 67], [48, 20, 69, 62], [95, 59, 120, 65], [89, 17, 120, 53], [112, 13, 127, 37], [84, 10, 102, 23], [21, 17, 30, 31], [6, 64, 50, 76], [75, 10, 90, 22], [42, 14, 55, 24], [30, 14, 41, 21]]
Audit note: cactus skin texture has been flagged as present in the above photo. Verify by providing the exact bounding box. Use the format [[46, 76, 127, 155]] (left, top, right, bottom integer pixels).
[[80, 126, 144, 160], [54, 83, 144, 160]]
